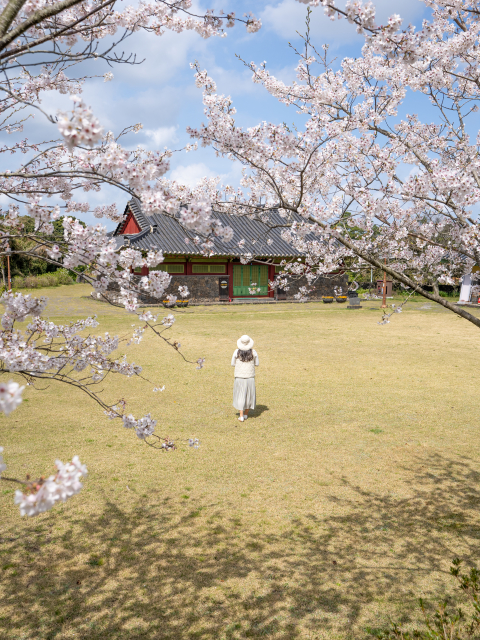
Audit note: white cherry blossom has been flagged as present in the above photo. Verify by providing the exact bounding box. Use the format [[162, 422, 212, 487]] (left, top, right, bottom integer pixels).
[[0, 380, 25, 416], [57, 98, 103, 150], [184, 6, 480, 329], [0, 0, 263, 516], [14, 455, 87, 517]]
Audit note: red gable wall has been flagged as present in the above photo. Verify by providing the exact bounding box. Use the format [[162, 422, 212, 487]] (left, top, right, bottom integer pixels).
[[119, 211, 141, 235]]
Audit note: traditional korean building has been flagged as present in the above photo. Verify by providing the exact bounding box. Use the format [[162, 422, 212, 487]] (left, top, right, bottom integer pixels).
[[109, 198, 346, 303]]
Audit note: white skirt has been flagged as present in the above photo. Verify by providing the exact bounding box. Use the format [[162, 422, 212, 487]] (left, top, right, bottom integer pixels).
[[233, 377, 256, 410]]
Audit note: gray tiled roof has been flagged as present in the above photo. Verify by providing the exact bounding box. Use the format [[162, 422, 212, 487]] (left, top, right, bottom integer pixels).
[[113, 198, 314, 258]]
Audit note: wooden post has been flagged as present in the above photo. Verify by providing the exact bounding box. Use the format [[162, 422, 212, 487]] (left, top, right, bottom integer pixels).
[[227, 260, 234, 300], [381, 258, 387, 309]]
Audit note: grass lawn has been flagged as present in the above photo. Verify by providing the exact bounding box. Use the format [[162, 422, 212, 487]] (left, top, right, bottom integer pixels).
[[1, 285, 480, 640]]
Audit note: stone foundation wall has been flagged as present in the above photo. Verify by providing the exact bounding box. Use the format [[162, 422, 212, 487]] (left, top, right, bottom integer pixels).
[[166, 275, 220, 302], [92, 272, 348, 304], [279, 273, 348, 300], [94, 274, 222, 304]]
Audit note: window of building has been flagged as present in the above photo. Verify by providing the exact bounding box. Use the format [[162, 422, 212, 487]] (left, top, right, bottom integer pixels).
[[151, 264, 185, 274], [192, 264, 226, 274]]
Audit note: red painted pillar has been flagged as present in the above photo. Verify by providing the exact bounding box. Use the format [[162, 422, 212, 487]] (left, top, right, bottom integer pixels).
[[141, 265, 149, 276], [227, 261, 234, 299], [186, 259, 192, 275]]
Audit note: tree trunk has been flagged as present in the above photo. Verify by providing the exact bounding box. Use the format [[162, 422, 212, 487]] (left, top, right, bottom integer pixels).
[[433, 282, 439, 297], [1, 258, 6, 290]]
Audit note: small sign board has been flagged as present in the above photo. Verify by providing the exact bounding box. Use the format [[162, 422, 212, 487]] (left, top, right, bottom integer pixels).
[[219, 276, 229, 300]]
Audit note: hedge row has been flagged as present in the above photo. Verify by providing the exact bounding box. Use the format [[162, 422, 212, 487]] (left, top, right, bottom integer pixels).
[[12, 269, 75, 289]]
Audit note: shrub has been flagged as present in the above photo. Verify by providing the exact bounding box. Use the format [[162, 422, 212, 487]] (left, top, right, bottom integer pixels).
[[37, 274, 57, 287], [7, 269, 75, 290], [24, 276, 39, 289], [54, 269, 74, 285]]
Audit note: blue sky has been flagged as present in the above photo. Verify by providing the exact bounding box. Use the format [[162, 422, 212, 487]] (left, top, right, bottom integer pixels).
[[12, 0, 431, 229]]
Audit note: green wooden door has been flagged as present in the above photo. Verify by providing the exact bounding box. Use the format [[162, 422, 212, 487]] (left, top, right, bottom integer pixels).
[[233, 265, 269, 296]]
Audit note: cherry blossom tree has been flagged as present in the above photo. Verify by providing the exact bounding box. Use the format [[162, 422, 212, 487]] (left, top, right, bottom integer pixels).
[[8, 0, 480, 516], [0, 0, 263, 514], [186, 0, 480, 329]]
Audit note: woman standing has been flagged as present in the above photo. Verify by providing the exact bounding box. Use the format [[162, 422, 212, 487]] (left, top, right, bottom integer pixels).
[[232, 335, 259, 422]]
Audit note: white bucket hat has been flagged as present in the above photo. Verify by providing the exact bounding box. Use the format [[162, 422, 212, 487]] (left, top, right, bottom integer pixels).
[[237, 334, 254, 350]]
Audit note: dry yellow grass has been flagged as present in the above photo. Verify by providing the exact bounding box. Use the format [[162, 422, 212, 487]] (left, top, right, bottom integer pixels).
[[1, 285, 480, 639]]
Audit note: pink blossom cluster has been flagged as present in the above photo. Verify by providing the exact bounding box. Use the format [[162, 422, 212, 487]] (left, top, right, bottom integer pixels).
[[0, 294, 145, 386], [138, 310, 157, 322], [57, 97, 103, 150], [127, 326, 145, 345], [0, 380, 25, 416], [1, 291, 48, 328], [162, 314, 175, 328], [178, 201, 234, 244], [14, 456, 88, 517], [52, 218, 170, 311], [122, 413, 157, 440], [93, 204, 121, 221], [294, 286, 313, 302], [0, 0, 262, 81]]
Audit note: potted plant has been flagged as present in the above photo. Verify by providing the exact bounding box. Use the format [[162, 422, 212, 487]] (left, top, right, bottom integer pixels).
[[176, 300, 189, 308], [322, 296, 334, 303], [336, 296, 347, 303], [163, 300, 176, 308]]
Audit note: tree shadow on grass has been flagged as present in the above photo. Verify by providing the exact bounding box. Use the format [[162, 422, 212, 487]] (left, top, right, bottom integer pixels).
[[1, 451, 480, 640]]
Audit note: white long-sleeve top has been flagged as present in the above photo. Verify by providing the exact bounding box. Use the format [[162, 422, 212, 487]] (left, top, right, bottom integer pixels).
[[231, 349, 259, 378]]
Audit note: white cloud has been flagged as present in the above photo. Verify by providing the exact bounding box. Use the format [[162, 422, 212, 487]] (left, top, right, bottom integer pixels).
[[205, 64, 263, 97], [144, 126, 179, 148], [117, 29, 207, 86], [169, 159, 243, 189], [170, 162, 219, 188]]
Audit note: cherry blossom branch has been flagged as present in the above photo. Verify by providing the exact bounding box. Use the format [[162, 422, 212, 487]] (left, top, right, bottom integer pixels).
[[0, 446, 88, 516], [324, 225, 480, 328], [0, 0, 90, 51], [0, 0, 27, 38]]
